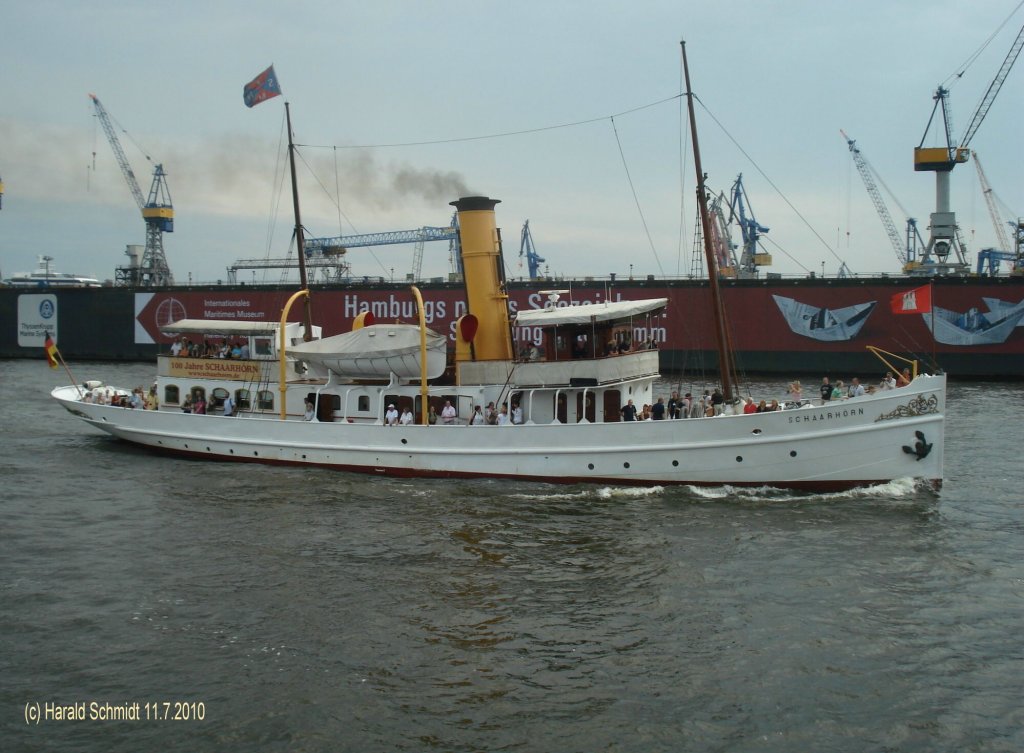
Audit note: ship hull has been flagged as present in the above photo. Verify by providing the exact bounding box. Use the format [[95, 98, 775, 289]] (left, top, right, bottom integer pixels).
[[8, 277, 1024, 377], [52, 375, 945, 491]]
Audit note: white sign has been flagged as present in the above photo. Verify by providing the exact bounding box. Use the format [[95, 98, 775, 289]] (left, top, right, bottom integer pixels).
[[17, 294, 58, 347]]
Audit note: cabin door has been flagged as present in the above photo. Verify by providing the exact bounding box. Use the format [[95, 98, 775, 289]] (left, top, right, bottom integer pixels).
[[576, 392, 596, 423], [603, 390, 621, 422]]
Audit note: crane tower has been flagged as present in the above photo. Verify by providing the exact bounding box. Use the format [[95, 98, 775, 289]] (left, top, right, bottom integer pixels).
[[90, 94, 175, 286], [913, 23, 1024, 275]]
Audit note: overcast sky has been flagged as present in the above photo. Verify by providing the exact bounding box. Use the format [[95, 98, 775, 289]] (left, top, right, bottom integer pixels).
[[2, 0, 1021, 284]]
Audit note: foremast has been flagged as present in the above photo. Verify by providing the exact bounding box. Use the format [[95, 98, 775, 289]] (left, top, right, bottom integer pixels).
[[681, 40, 739, 403], [285, 102, 313, 342]]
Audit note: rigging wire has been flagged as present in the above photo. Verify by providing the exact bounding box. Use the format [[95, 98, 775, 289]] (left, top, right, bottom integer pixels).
[[296, 94, 683, 151], [943, 0, 1024, 89], [610, 116, 664, 277], [292, 148, 390, 278], [694, 95, 849, 271]]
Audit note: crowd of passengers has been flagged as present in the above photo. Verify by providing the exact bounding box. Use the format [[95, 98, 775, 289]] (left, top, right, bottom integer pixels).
[[81, 384, 158, 409], [170, 337, 250, 360], [620, 367, 915, 421]]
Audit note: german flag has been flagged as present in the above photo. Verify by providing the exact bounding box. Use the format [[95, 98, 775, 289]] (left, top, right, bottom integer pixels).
[[44, 332, 59, 369]]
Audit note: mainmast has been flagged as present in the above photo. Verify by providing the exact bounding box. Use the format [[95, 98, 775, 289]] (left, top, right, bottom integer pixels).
[[681, 40, 738, 402], [285, 102, 314, 341]]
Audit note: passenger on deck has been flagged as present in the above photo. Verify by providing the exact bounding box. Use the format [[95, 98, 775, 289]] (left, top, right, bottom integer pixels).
[[304, 401, 315, 421], [652, 397, 666, 420], [497, 405, 510, 425], [441, 400, 457, 425], [222, 394, 234, 417], [428, 405, 438, 425], [880, 371, 897, 390], [181, 395, 193, 413], [711, 389, 724, 415], [897, 367, 912, 387], [620, 399, 638, 421], [385, 403, 399, 426], [193, 395, 207, 415], [239, 342, 250, 359], [145, 385, 158, 410], [743, 397, 757, 414], [469, 406, 485, 425], [820, 377, 833, 402], [769, 399, 780, 411], [848, 378, 865, 398], [400, 407, 414, 426], [831, 381, 845, 400], [668, 392, 681, 419], [788, 381, 802, 401], [756, 399, 768, 413], [485, 402, 497, 425], [512, 402, 524, 425]]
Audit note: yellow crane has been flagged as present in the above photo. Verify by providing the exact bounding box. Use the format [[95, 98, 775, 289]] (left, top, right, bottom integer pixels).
[[913, 22, 1024, 275]]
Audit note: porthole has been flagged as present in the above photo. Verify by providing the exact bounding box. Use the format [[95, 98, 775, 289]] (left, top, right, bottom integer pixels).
[[790, 450, 797, 457], [752, 428, 762, 435], [736, 456, 743, 462], [588, 463, 594, 470], [672, 460, 679, 467], [401, 438, 408, 445], [623, 462, 630, 469]]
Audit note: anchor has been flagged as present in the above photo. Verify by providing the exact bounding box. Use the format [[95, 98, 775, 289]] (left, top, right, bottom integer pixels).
[[902, 430, 932, 461]]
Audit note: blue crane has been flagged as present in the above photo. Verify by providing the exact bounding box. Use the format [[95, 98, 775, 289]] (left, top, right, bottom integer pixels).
[[518, 220, 546, 279], [726, 174, 771, 277], [306, 212, 460, 280]]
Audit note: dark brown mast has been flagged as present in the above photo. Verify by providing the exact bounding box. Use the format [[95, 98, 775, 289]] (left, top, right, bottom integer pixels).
[[285, 101, 313, 342], [681, 40, 737, 402]]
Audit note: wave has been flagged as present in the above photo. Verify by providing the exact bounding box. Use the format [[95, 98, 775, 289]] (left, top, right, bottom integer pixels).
[[510, 485, 665, 502], [683, 476, 932, 503]]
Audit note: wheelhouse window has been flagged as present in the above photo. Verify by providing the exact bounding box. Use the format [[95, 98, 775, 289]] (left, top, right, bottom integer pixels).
[[357, 395, 370, 412], [235, 388, 251, 410], [254, 337, 273, 356], [257, 390, 274, 410], [210, 388, 229, 409], [164, 385, 180, 404]]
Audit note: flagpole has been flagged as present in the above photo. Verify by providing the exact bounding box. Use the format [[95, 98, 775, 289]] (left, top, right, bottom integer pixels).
[[930, 280, 936, 371], [55, 346, 84, 398]]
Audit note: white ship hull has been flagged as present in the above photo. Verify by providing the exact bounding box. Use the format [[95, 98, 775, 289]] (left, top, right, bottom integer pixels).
[[53, 375, 945, 491]]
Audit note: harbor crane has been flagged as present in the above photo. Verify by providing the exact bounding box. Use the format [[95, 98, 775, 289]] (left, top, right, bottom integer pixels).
[[519, 220, 546, 279], [972, 150, 1015, 253], [726, 174, 772, 277], [841, 130, 924, 271], [913, 22, 1024, 275], [972, 150, 1022, 275], [89, 94, 174, 286], [230, 219, 461, 283]]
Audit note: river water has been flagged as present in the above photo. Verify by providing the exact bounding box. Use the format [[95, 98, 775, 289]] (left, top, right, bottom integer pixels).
[[2, 359, 1021, 752]]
